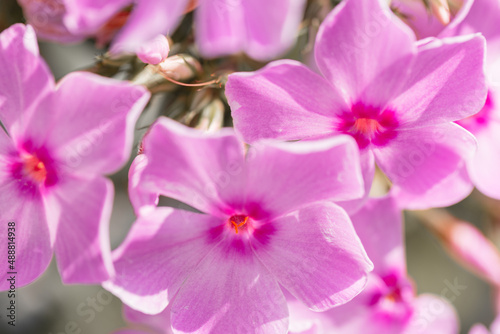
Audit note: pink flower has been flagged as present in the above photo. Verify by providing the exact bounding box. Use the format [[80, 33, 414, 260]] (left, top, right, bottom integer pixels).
[[19, 0, 306, 60], [0, 24, 150, 289], [17, 0, 131, 44], [104, 117, 373, 333], [287, 197, 459, 334], [438, 0, 500, 199], [226, 0, 487, 210]]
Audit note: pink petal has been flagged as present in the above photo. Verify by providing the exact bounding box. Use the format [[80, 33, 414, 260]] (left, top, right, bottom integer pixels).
[[467, 117, 500, 199], [111, 0, 188, 54], [241, 0, 306, 60], [405, 294, 459, 334], [195, 0, 245, 58], [171, 240, 288, 334], [469, 324, 491, 334], [17, 0, 85, 43], [137, 34, 170, 65], [441, 0, 500, 66], [63, 0, 132, 35], [245, 136, 364, 219], [390, 35, 487, 127], [104, 208, 222, 314], [393, 165, 473, 210], [128, 154, 158, 216], [34, 72, 149, 175], [0, 160, 52, 290], [350, 196, 404, 275], [133, 117, 246, 217], [124, 304, 172, 334], [314, 0, 416, 107], [50, 175, 114, 283], [336, 149, 375, 215], [373, 123, 476, 209], [227, 60, 348, 144], [252, 202, 372, 311], [0, 24, 54, 136]]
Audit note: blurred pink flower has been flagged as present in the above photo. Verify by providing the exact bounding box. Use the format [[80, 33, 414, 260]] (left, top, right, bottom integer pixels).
[[226, 0, 487, 210], [439, 0, 500, 200], [469, 315, 500, 334], [18, 0, 306, 60], [137, 34, 170, 65], [287, 197, 459, 334], [391, 0, 474, 39], [104, 117, 373, 333], [0, 24, 150, 289]]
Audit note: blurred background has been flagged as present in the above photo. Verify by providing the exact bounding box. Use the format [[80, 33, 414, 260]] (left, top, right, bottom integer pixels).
[[1, 0, 500, 333]]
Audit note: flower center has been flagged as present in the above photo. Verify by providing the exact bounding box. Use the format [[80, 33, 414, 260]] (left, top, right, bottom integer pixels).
[[228, 214, 250, 234], [337, 103, 399, 149], [22, 154, 48, 183]]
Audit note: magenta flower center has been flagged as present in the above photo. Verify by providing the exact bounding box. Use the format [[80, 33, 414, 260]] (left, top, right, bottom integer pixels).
[[228, 214, 251, 234], [337, 103, 399, 149]]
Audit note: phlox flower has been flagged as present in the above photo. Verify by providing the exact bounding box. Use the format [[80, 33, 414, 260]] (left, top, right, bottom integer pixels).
[[437, 0, 500, 200], [0, 24, 150, 289], [226, 0, 487, 210], [19, 0, 306, 60], [113, 305, 172, 334], [104, 117, 373, 333], [286, 197, 459, 334]]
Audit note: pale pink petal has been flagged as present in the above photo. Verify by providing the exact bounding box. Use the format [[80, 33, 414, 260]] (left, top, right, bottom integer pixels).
[[195, 0, 245, 58], [469, 324, 491, 334], [171, 240, 288, 334], [245, 136, 364, 219], [17, 0, 85, 43], [137, 35, 170, 65], [393, 166, 473, 210], [104, 208, 222, 314], [133, 117, 246, 217], [124, 304, 172, 334], [443, 221, 500, 286], [441, 0, 500, 66], [226, 60, 348, 144], [467, 118, 500, 199], [50, 175, 114, 283], [0, 24, 54, 135], [350, 196, 404, 275], [32, 72, 149, 175], [111, 0, 188, 54], [288, 298, 330, 333], [242, 0, 306, 60], [315, 0, 415, 107], [392, 0, 474, 40], [128, 154, 158, 216], [336, 149, 375, 215], [252, 202, 372, 311], [405, 294, 459, 334], [0, 169, 52, 290], [389, 35, 487, 127], [373, 123, 476, 209], [63, 0, 132, 35]]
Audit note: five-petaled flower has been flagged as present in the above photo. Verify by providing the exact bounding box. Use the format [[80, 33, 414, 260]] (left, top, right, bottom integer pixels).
[[226, 0, 487, 210], [0, 24, 150, 290], [104, 117, 373, 333]]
